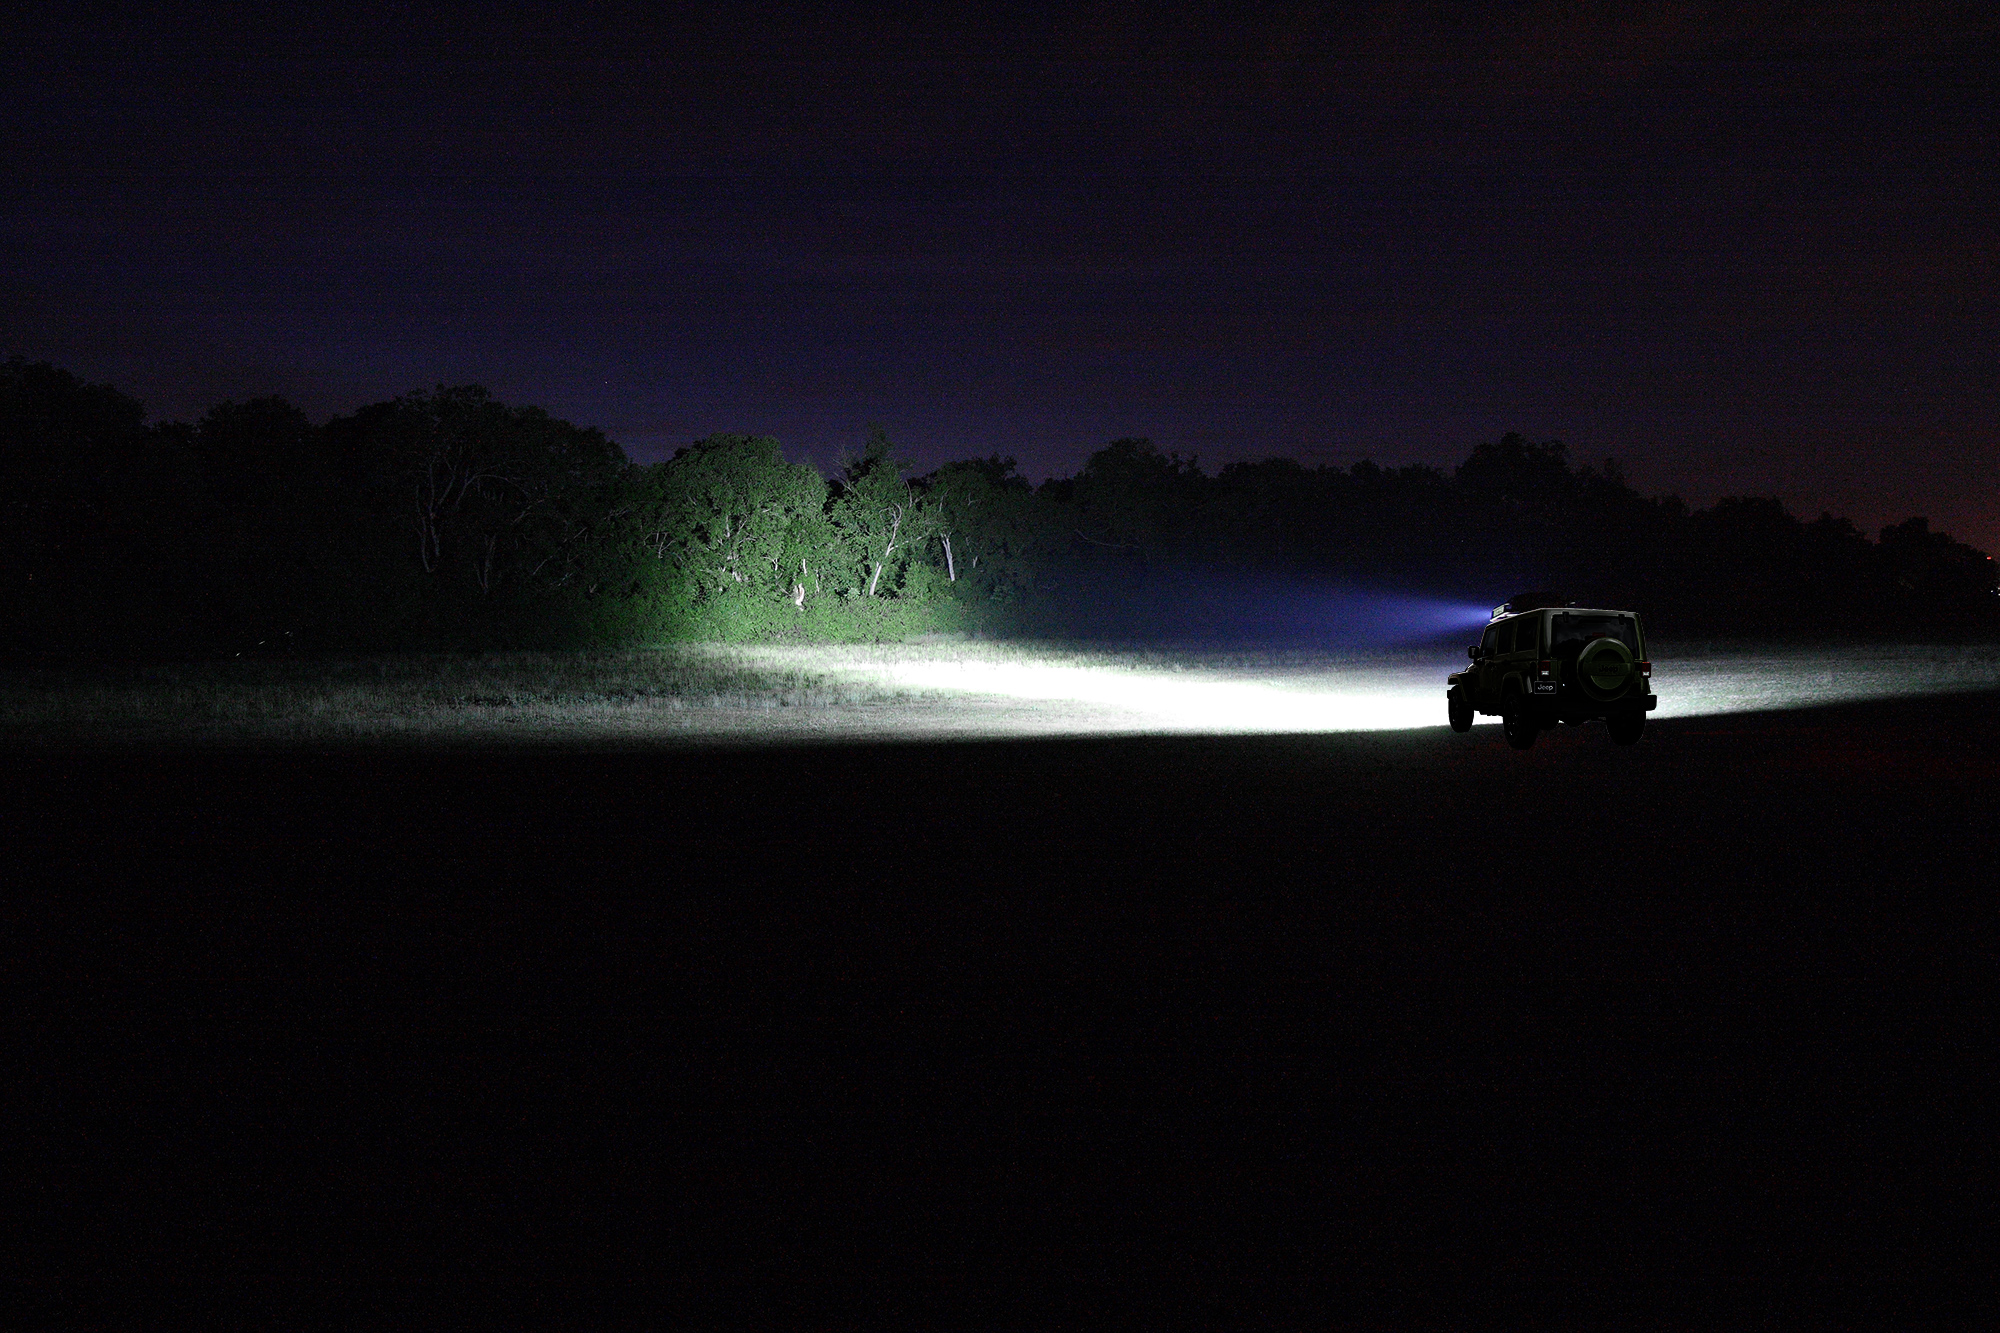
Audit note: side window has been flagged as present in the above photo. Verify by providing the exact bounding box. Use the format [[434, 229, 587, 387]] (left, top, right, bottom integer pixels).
[[1517, 617, 1538, 656], [1480, 624, 1500, 655]]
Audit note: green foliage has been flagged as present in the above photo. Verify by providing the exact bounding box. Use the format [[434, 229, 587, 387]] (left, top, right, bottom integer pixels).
[[642, 433, 835, 601], [623, 428, 979, 643], [644, 580, 973, 644], [831, 426, 938, 598]]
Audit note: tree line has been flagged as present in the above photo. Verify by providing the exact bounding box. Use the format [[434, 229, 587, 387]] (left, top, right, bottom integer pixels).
[[4, 356, 1994, 657]]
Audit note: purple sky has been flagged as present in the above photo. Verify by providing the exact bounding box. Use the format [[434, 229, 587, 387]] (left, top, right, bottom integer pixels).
[[5, 3, 1996, 550]]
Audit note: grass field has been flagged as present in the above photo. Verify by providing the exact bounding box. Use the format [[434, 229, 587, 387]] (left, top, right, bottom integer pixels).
[[0, 645, 938, 745], [6, 640, 1999, 746]]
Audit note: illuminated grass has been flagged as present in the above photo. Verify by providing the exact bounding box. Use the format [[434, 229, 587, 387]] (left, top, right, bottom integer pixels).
[[1645, 642, 2000, 718], [4, 641, 1997, 746], [727, 640, 1463, 733]]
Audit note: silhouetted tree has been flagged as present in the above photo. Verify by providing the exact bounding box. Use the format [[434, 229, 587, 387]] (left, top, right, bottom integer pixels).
[[1, 358, 215, 652], [326, 386, 627, 590], [917, 454, 1051, 602], [1069, 437, 1205, 561], [1876, 517, 1998, 618], [7, 351, 1995, 651], [1454, 432, 1577, 503]]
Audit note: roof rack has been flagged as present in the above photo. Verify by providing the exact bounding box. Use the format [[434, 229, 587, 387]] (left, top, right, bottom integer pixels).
[[1491, 592, 1575, 619]]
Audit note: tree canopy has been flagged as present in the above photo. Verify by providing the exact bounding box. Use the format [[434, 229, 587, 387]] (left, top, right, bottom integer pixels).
[[3, 355, 1993, 656]]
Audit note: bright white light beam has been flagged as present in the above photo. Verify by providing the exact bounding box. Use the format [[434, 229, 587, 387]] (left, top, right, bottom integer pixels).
[[870, 658, 1461, 733], [827, 645, 2000, 737]]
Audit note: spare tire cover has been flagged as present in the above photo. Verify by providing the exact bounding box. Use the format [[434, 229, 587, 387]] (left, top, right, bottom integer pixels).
[[1576, 636, 1634, 700]]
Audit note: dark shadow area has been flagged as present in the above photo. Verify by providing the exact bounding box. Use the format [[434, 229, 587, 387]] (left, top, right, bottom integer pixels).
[[6, 692, 1995, 1322]]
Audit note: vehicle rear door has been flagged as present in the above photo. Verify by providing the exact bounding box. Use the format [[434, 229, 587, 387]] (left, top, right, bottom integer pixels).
[[1482, 617, 1529, 706], [1519, 613, 1554, 699], [1499, 615, 1534, 701], [1473, 620, 1503, 708]]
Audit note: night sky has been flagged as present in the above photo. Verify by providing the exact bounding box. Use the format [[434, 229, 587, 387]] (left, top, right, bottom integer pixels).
[[6, 3, 1996, 551]]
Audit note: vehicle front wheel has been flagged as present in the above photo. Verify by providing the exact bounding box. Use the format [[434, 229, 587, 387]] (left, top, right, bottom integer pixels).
[[1448, 689, 1473, 733], [1608, 712, 1645, 745], [1502, 696, 1537, 750]]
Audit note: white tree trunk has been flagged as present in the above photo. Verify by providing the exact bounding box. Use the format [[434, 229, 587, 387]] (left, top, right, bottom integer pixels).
[[866, 505, 903, 597]]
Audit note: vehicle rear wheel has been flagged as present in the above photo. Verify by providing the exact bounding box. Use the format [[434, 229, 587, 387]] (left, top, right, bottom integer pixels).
[[1608, 712, 1645, 745], [1448, 689, 1472, 733], [1502, 696, 1537, 750]]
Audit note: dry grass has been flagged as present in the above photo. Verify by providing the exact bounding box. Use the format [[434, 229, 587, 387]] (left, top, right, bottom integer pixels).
[[0, 646, 953, 746]]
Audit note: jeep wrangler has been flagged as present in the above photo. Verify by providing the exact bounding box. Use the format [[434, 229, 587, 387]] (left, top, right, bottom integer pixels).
[[1446, 594, 1656, 749]]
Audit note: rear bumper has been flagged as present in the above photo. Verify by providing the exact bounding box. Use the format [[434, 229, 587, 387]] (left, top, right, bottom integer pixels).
[[1533, 691, 1655, 722]]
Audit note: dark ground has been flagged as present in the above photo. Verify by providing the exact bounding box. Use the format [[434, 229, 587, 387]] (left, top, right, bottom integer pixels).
[[6, 693, 1996, 1325]]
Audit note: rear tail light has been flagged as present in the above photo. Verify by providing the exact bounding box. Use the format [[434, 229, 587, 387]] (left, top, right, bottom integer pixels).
[[1637, 660, 1651, 677], [1537, 660, 1553, 677]]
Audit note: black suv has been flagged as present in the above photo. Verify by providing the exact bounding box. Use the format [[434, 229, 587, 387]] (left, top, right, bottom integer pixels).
[[1447, 595, 1656, 749]]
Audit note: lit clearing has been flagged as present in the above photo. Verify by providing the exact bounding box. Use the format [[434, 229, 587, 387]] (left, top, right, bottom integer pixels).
[[728, 641, 2000, 741], [7, 642, 1997, 746]]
